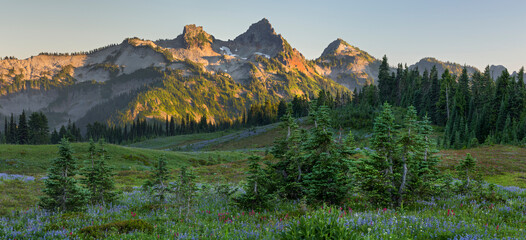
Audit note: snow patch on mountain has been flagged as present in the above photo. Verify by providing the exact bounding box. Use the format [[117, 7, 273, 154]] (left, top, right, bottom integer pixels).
[[220, 46, 238, 57], [254, 52, 270, 59]]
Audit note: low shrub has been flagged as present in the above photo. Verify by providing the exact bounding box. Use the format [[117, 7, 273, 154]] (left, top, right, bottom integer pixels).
[[77, 219, 153, 239], [281, 210, 360, 240]]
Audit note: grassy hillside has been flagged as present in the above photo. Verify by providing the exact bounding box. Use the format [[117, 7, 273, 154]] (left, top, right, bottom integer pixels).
[[0, 143, 248, 176], [0, 142, 250, 215], [128, 130, 235, 150], [129, 123, 282, 151]]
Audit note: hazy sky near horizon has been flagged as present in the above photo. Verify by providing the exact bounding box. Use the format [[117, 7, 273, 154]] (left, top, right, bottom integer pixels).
[[1, 0, 525, 71]]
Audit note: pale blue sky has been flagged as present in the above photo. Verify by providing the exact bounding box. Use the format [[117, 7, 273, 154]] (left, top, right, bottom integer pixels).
[[0, 0, 525, 71]]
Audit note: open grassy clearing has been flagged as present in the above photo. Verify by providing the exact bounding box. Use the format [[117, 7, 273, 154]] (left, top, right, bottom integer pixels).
[[0, 143, 248, 176], [438, 145, 526, 188], [127, 130, 235, 150], [207, 127, 282, 151]]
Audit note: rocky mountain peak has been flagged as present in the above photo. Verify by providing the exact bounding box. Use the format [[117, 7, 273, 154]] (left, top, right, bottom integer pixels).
[[233, 18, 282, 47], [321, 38, 359, 57], [182, 24, 214, 49], [247, 18, 275, 35]]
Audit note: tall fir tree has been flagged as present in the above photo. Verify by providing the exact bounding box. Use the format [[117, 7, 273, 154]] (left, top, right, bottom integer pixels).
[[454, 67, 471, 118], [234, 155, 273, 210], [437, 69, 455, 126], [8, 113, 16, 144], [17, 111, 29, 144], [358, 102, 398, 206], [303, 105, 350, 204], [3, 117, 7, 144], [378, 55, 393, 104], [28, 112, 50, 144], [81, 139, 116, 205], [270, 103, 305, 199], [177, 166, 197, 217], [396, 106, 421, 206], [412, 114, 441, 196], [144, 155, 172, 203], [40, 138, 86, 211], [428, 66, 440, 123]]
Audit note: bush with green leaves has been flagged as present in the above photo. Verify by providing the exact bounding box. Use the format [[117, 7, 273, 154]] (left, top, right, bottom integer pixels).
[[281, 207, 360, 240], [77, 219, 153, 239]]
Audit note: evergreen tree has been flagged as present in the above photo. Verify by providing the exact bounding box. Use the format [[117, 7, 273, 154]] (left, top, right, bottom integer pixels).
[[357, 103, 397, 206], [428, 66, 440, 123], [165, 117, 169, 136], [412, 114, 441, 196], [270, 103, 306, 199], [495, 69, 511, 106], [144, 155, 172, 203], [28, 112, 49, 144], [396, 106, 421, 206], [437, 69, 455, 126], [234, 155, 273, 210], [169, 117, 176, 136], [40, 138, 86, 211], [58, 125, 67, 140], [303, 105, 349, 204], [81, 139, 116, 205], [454, 67, 471, 117], [177, 166, 197, 216], [50, 129, 60, 144], [378, 55, 393, 104], [17, 111, 29, 144], [81, 139, 98, 204], [277, 99, 287, 119], [3, 117, 7, 144], [8, 113, 16, 144], [456, 153, 477, 191], [396, 106, 441, 205], [518, 67, 525, 89]]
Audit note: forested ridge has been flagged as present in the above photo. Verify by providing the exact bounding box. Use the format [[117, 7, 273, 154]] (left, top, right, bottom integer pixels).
[[2, 54, 525, 149]]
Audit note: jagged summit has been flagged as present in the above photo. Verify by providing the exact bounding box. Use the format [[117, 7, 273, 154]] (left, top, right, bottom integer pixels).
[[0, 18, 364, 129], [234, 18, 281, 46], [181, 24, 214, 49], [244, 18, 276, 36]]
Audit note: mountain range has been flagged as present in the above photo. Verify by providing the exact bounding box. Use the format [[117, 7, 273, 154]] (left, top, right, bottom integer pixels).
[[0, 18, 523, 129]]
